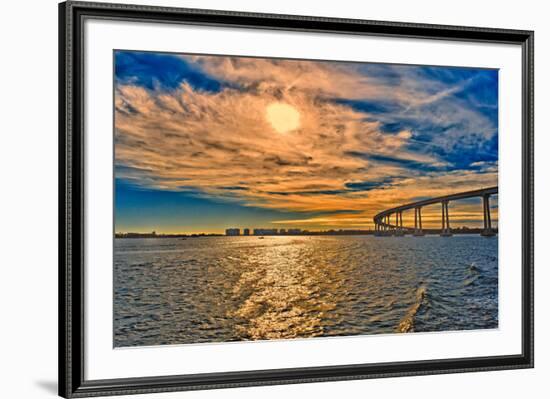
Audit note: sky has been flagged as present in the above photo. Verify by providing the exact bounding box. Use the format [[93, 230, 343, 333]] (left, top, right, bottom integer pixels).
[[114, 50, 498, 234]]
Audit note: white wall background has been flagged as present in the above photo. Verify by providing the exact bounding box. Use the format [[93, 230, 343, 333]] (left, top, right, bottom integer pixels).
[[0, 0, 546, 398]]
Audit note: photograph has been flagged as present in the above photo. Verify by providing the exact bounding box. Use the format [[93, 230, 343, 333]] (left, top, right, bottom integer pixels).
[[113, 50, 499, 347]]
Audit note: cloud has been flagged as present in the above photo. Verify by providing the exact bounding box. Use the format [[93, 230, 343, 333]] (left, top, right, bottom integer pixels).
[[114, 52, 498, 228], [115, 51, 222, 92]]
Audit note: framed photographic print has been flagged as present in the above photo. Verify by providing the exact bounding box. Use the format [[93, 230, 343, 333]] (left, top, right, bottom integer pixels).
[[59, 1, 534, 397]]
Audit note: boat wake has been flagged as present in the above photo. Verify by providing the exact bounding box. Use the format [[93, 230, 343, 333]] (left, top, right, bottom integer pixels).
[[397, 285, 428, 333]]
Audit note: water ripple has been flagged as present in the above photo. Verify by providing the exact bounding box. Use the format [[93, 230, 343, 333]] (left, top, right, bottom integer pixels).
[[114, 235, 498, 347]]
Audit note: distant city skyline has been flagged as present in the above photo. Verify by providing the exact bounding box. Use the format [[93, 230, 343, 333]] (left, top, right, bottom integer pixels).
[[114, 51, 498, 234]]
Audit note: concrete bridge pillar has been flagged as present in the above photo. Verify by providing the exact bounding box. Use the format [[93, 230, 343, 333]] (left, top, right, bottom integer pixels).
[[374, 219, 382, 236], [394, 211, 405, 236], [482, 194, 496, 237], [441, 200, 452, 236], [413, 207, 424, 236]]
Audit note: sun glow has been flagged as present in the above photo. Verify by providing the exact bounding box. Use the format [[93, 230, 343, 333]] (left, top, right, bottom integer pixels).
[[266, 102, 301, 133]]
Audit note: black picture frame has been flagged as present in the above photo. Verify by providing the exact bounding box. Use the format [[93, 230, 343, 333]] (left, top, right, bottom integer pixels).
[[59, 1, 534, 397]]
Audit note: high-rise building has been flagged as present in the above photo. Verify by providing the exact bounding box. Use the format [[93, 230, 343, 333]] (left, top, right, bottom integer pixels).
[[243, 228, 250, 236], [225, 228, 240, 236]]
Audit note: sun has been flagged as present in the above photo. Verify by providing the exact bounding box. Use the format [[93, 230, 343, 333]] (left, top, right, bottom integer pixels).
[[266, 102, 301, 133]]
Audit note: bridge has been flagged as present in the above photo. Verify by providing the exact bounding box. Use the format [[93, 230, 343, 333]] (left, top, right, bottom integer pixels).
[[373, 186, 498, 237]]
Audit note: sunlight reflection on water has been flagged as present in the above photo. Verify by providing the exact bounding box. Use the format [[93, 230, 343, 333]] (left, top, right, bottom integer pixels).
[[114, 235, 498, 347]]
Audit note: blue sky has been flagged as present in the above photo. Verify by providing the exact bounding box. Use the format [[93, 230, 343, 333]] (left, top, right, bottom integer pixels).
[[114, 50, 498, 233]]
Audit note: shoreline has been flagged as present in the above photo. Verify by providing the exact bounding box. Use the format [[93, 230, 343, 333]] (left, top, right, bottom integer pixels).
[[115, 231, 498, 239]]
